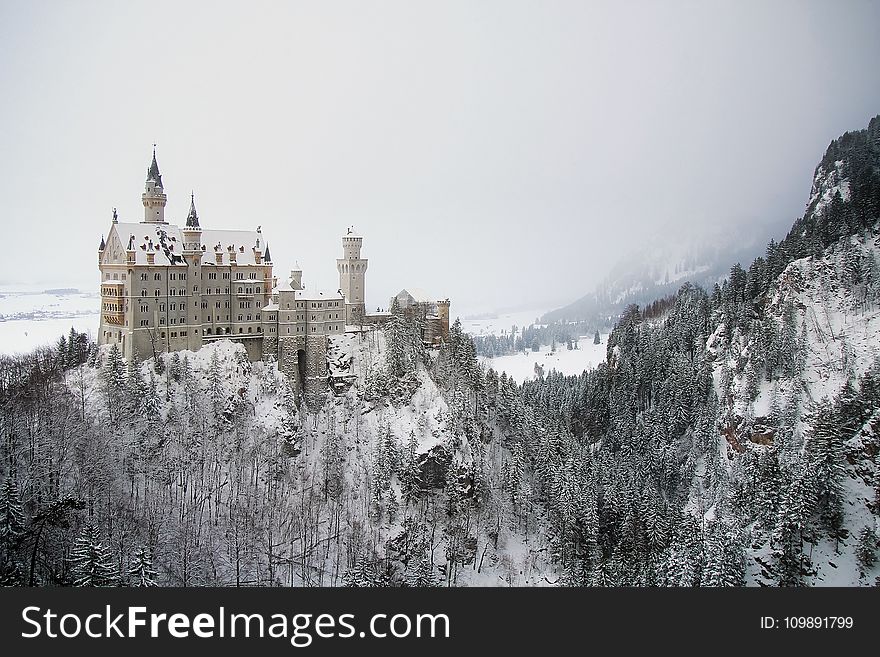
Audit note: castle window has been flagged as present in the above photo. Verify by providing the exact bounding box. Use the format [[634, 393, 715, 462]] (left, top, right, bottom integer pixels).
[[257, 326, 262, 333], [193, 286, 198, 293], [159, 318, 165, 325], [141, 290, 147, 297], [239, 328, 243, 333], [171, 332, 177, 338], [206, 328, 212, 335], [140, 320, 148, 326], [248, 327, 252, 333], [140, 273, 148, 281], [155, 273, 161, 280], [161, 332, 166, 338], [155, 289, 160, 297], [181, 273, 186, 280]]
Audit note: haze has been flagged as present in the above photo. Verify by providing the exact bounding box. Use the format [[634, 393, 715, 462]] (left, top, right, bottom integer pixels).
[[2, 0, 879, 316]]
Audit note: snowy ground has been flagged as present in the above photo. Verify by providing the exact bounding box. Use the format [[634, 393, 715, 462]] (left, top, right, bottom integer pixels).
[[0, 289, 99, 355], [459, 308, 547, 337], [480, 334, 607, 382]]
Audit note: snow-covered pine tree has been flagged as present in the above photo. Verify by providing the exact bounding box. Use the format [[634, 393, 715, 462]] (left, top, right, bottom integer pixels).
[[0, 475, 25, 564], [128, 545, 158, 586], [69, 523, 120, 587], [805, 400, 846, 536]]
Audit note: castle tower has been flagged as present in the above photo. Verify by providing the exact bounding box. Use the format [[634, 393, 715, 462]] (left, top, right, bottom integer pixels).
[[290, 262, 303, 290], [142, 146, 167, 223], [181, 192, 202, 252], [336, 227, 367, 324], [182, 193, 204, 352], [437, 299, 451, 341]]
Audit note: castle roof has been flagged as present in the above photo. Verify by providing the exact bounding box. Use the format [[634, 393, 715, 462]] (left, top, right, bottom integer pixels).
[[110, 222, 263, 266], [185, 192, 200, 228], [297, 289, 344, 301], [396, 288, 434, 303], [146, 147, 163, 188]]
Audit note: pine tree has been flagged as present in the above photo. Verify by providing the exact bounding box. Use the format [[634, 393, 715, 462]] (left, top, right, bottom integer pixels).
[[0, 476, 25, 556], [406, 551, 439, 587], [805, 401, 846, 536], [69, 523, 120, 587], [594, 330, 601, 345], [208, 348, 226, 423], [702, 521, 745, 587], [128, 545, 158, 586], [401, 430, 421, 504]]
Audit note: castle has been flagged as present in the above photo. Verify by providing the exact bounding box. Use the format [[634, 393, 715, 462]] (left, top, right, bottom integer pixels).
[[98, 149, 449, 393]]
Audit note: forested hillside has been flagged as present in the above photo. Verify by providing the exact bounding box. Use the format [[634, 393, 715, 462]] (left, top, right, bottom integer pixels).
[[1, 116, 879, 587]]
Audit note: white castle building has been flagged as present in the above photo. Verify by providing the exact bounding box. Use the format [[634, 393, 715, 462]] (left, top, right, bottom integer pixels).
[[97, 149, 377, 393]]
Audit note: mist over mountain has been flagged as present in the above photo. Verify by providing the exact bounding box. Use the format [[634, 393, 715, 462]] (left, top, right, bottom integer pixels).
[[542, 218, 790, 328]]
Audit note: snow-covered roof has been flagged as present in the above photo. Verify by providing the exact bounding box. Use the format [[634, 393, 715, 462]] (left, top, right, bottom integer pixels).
[[396, 287, 434, 303], [262, 302, 279, 311], [108, 222, 263, 267], [297, 289, 343, 301]]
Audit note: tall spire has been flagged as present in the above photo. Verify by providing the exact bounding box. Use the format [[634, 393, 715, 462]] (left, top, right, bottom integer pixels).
[[146, 144, 163, 188], [185, 191, 200, 228], [263, 243, 271, 262]]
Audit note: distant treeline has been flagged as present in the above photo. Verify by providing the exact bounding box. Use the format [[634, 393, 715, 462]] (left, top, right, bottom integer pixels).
[[472, 320, 598, 357]]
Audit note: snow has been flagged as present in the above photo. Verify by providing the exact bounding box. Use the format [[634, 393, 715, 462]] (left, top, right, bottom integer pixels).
[[719, 230, 880, 586], [0, 316, 97, 355], [460, 307, 546, 337], [480, 334, 608, 382], [0, 289, 99, 355]]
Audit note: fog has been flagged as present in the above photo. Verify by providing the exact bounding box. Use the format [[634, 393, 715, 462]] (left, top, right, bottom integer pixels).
[[1, 0, 879, 316]]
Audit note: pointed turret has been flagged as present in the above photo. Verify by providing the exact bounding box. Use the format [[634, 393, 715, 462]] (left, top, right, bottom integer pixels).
[[142, 146, 168, 223], [185, 191, 200, 228], [99, 235, 106, 251], [182, 191, 203, 259], [264, 243, 272, 263], [146, 145, 163, 188]]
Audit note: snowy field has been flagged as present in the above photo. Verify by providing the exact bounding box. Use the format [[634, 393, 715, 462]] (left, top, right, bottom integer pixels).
[[460, 306, 607, 382], [0, 290, 99, 355], [459, 308, 546, 337], [480, 335, 607, 382]]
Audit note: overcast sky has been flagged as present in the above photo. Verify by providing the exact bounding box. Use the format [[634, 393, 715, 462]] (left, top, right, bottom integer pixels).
[[1, 1, 879, 316]]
